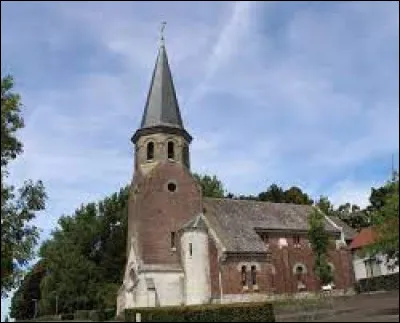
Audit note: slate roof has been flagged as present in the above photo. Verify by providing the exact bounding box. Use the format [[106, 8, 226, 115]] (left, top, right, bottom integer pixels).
[[181, 214, 207, 231], [203, 198, 341, 253], [140, 44, 183, 129], [327, 216, 357, 241]]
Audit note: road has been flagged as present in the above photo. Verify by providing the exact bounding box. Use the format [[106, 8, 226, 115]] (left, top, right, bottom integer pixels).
[[315, 291, 399, 322]]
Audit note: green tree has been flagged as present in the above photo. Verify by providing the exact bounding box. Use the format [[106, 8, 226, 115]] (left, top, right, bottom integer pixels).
[[366, 172, 399, 268], [258, 184, 285, 203], [10, 261, 46, 320], [334, 202, 369, 231], [192, 173, 224, 198], [1, 75, 47, 297], [315, 196, 334, 215], [367, 176, 397, 213], [308, 208, 333, 286], [38, 187, 129, 314], [283, 186, 314, 205]]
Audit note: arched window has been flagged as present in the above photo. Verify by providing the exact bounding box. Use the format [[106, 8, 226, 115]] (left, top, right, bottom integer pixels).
[[251, 265, 257, 285], [182, 144, 190, 168], [293, 263, 307, 291], [293, 263, 307, 275], [241, 265, 247, 286], [167, 141, 174, 159], [147, 142, 154, 160]]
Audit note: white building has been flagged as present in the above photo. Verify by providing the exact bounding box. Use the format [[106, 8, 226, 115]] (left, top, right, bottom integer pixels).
[[350, 227, 399, 281]]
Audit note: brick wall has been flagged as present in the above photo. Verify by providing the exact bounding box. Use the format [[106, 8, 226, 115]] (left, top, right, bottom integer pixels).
[[129, 161, 202, 265], [213, 233, 354, 296]]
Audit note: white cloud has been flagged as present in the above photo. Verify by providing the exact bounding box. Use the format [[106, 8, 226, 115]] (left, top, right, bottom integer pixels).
[[327, 179, 381, 209]]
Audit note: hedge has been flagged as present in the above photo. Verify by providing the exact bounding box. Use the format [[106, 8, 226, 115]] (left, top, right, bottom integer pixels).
[[88, 308, 116, 321], [74, 310, 91, 320], [355, 273, 399, 293], [32, 315, 61, 321], [60, 313, 74, 320], [125, 302, 275, 322]]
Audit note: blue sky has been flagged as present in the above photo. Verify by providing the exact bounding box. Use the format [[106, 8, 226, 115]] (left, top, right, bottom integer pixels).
[[1, 1, 399, 319]]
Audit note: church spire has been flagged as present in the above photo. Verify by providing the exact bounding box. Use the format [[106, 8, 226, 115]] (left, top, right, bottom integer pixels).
[[132, 24, 192, 144], [140, 41, 183, 129]]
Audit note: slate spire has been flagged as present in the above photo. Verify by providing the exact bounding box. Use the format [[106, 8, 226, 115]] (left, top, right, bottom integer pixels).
[[132, 26, 191, 144], [140, 32, 183, 129]]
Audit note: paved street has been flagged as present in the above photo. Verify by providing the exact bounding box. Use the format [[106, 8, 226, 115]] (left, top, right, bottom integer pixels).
[[315, 291, 399, 322]]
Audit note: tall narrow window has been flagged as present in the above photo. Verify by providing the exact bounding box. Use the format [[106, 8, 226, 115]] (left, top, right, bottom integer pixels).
[[167, 141, 174, 159], [147, 142, 154, 160], [251, 265, 257, 285], [171, 232, 176, 249], [241, 266, 247, 286], [189, 243, 193, 256], [293, 235, 300, 246], [182, 144, 190, 168]]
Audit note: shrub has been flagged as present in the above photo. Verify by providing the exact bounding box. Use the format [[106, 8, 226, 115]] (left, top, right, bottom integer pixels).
[[89, 310, 105, 321], [355, 273, 399, 293], [104, 308, 116, 321], [74, 310, 91, 320], [125, 302, 275, 322], [34, 315, 61, 321], [60, 313, 74, 320]]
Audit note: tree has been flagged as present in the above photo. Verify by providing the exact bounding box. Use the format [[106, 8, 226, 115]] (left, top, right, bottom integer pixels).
[[192, 173, 224, 198], [10, 261, 46, 320], [1, 75, 47, 297], [283, 186, 313, 205], [334, 202, 369, 231], [315, 196, 334, 216], [367, 178, 397, 213], [38, 187, 128, 315], [258, 184, 285, 203], [366, 172, 399, 268], [308, 208, 333, 286]]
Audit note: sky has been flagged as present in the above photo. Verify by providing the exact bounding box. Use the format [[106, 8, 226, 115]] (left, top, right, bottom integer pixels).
[[1, 1, 399, 320]]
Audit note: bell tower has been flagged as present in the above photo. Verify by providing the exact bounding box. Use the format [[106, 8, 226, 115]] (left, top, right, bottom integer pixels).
[[127, 26, 202, 266]]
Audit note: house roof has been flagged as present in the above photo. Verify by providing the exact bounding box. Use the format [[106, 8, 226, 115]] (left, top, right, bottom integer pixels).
[[203, 198, 341, 254], [349, 227, 377, 250], [327, 216, 357, 241], [181, 214, 207, 231]]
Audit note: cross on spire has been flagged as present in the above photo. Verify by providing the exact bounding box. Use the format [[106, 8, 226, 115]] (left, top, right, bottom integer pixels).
[[160, 21, 167, 46]]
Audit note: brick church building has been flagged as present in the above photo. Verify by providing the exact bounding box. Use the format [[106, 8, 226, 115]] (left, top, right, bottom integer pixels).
[[117, 38, 355, 316]]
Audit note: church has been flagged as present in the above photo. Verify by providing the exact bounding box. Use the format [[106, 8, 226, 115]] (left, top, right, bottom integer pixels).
[[116, 37, 355, 316]]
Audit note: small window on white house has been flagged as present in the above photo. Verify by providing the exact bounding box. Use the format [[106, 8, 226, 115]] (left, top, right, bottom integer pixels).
[[189, 243, 193, 257], [365, 258, 381, 278]]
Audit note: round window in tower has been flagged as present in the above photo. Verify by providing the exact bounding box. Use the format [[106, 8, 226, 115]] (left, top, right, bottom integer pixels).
[[167, 182, 177, 192]]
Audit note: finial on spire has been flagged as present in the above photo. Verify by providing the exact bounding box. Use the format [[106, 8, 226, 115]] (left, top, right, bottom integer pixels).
[[160, 21, 167, 46]]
